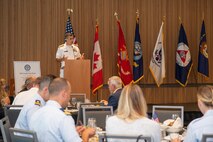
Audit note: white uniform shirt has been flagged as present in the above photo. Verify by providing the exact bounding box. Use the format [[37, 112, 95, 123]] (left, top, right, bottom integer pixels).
[[29, 100, 81, 142], [12, 87, 39, 106], [56, 43, 81, 77], [15, 93, 45, 130], [184, 110, 213, 142], [106, 116, 161, 142]]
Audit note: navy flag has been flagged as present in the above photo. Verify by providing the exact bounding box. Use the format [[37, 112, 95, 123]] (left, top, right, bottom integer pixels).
[[133, 17, 143, 83], [175, 24, 193, 86], [198, 20, 209, 77]]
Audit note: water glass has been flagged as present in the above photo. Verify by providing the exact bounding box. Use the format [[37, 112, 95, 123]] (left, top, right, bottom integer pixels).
[[87, 118, 96, 128], [71, 98, 77, 107], [172, 114, 179, 120]]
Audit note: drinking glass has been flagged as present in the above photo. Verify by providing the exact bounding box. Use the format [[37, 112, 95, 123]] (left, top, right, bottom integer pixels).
[[71, 98, 77, 108], [172, 114, 179, 120], [87, 118, 96, 128]]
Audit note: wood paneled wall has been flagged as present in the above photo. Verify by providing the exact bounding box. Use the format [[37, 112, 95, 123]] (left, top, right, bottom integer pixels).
[[1, 0, 213, 104]]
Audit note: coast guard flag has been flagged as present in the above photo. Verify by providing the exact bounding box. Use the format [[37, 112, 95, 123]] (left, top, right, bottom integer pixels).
[[175, 24, 192, 86], [133, 17, 144, 83], [198, 20, 209, 77], [149, 22, 165, 87], [64, 16, 77, 44], [117, 21, 133, 85], [92, 24, 103, 94]]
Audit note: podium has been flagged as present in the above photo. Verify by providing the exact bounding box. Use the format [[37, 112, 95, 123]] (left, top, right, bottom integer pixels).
[[64, 60, 90, 100]]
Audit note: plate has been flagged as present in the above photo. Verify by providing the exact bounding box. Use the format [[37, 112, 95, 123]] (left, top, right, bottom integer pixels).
[[164, 135, 184, 141], [166, 127, 183, 133]]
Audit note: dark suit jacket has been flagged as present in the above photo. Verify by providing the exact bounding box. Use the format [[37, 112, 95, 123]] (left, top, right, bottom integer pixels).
[[107, 88, 122, 111]]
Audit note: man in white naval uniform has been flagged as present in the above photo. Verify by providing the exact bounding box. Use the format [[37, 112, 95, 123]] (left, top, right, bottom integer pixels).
[[15, 75, 55, 130], [56, 33, 83, 77], [29, 78, 95, 142]]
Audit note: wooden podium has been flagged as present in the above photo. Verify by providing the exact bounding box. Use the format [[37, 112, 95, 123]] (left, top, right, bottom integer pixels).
[[64, 60, 90, 100]]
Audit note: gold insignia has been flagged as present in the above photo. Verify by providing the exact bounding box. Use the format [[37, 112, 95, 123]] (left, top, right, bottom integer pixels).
[[34, 100, 41, 106], [58, 44, 64, 48], [63, 110, 71, 115]]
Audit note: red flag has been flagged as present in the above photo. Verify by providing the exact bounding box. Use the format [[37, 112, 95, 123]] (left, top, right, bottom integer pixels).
[[92, 24, 103, 94], [117, 21, 133, 85]]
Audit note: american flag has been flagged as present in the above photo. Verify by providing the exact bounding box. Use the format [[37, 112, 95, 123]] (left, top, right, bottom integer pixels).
[[64, 16, 77, 44]]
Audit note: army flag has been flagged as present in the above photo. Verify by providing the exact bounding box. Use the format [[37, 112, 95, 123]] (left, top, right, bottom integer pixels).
[[149, 22, 165, 87], [175, 24, 192, 86], [64, 16, 77, 44], [198, 20, 209, 77], [92, 24, 103, 94], [133, 17, 144, 83], [117, 21, 133, 85]]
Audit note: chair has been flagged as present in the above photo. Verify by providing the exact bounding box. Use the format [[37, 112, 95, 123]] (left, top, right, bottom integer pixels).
[[82, 106, 113, 130], [0, 116, 11, 142], [70, 93, 86, 103], [201, 134, 213, 142], [98, 133, 152, 142], [152, 105, 184, 124], [3, 105, 23, 127], [9, 127, 38, 142], [76, 102, 104, 125]]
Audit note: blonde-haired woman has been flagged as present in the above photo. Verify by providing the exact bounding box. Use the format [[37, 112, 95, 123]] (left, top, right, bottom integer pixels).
[[184, 86, 213, 142], [0, 78, 10, 106], [106, 84, 161, 142]]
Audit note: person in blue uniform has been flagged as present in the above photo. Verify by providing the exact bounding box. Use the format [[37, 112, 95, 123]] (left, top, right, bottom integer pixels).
[[183, 85, 213, 142], [29, 78, 95, 142], [15, 75, 55, 130]]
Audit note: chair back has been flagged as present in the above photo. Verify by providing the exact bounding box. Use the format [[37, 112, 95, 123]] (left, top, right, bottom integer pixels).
[[9, 127, 38, 142], [82, 106, 113, 130], [152, 105, 184, 124], [3, 105, 23, 127], [70, 93, 86, 103], [76, 102, 104, 125], [98, 134, 152, 142], [0, 116, 11, 142], [201, 134, 213, 142]]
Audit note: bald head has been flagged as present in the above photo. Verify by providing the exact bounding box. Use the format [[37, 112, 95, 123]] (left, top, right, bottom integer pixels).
[[48, 78, 70, 96]]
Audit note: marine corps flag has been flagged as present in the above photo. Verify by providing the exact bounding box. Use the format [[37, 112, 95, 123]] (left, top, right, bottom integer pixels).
[[175, 24, 193, 86], [198, 20, 209, 77], [117, 20, 133, 85], [64, 16, 77, 44], [133, 17, 144, 83], [92, 24, 103, 94], [149, 22, 165, 87]]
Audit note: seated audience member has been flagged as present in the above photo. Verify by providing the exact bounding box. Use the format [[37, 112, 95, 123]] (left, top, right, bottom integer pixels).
[[0, 78, 10, 106], [183, 85, 213, 142], [106, 84, 161, 142], [29, 78, 95, 142], [101, 76, 122, 111], [15, 75, 56, 130], [12, 76, 40, 105]]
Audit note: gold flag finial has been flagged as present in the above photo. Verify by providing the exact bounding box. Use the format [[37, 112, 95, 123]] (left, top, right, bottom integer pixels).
[[178, 16, 182, 24], [136, 9, 139, 19], [66, 9, 73, 15], [96, 18, 99, 25], [162, 16, 166, 23], [202, 12, 204, 20], [114, 12, 119, 21]]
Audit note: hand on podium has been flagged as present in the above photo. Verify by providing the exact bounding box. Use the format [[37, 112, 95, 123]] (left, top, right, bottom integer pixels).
[[100, 100, 108, 105]]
